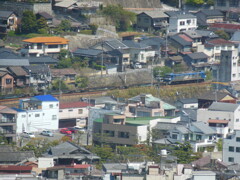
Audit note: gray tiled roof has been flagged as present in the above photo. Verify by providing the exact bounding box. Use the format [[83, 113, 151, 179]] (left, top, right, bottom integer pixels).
[[153, 122, 180, 130], [54, 0, 76, 8], [178, 98, 198, 104], [0, 151, 35, 163], [44, 141, 92, 156], [192, 121, 216, 134], [28, 56, 58, 65], [165, 11, 196, 19], [138, 11, 168, 18], [175, 126, 190, 134], [73, 48, 103, 56], [186, 52, 208, 60], [0, 48, 20, 59], [0, 59, 29, 66], [140, 37, 165, 46], [170, 34, 192, 46], [105, 39, 128, 49], [24, 65, 49, 74], [208, 102, 239, 112], [198, 91, 236, 101], [231, 31, 240, 42], [195, 30, 218, 38], [0, 11, 14, 19], [37, 12, 53, 19], [198, 9, 223, 17], [123, 40, 150, 49]]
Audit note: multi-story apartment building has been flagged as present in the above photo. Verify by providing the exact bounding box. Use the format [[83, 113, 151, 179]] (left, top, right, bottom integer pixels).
[[223, 130, 240, 165], [16, 95, 59, 133]]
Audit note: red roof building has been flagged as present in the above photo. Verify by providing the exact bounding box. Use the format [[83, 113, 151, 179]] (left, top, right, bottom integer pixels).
[[0, 165, 33, 174]]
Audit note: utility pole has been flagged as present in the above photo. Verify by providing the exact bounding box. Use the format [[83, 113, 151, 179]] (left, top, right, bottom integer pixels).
[[101, 42, 103, 76]]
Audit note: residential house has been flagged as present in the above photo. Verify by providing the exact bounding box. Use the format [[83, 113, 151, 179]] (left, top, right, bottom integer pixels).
[[192, 171, 216, 180], [42, 141, 100, 165], [197, 102, 240, 134], [209, 23, 240, 35], [185, 30, 219, 44], [223, 130, 240, 165], [195, 9, 224, 27], [28, 56, 58, 65], [0, 69, 14, 92], [0, 11, 18, 34], [230, 31, 240, 52], [214, 0, 240, 13], [156, 121, 217, 152], [59, 101, 92, 128], [88, 100, 125, 131], [165, 11, 197, 33], [7, 66, 29, 87], [122, 40, 155, 64], [21, 36, 69, 57], [140, 36, 165, 60], [51, 68, 77, 85], [182, 30, 203, 48], [197, 38, 236, 62], [16, 94, 59, 133], [91, 39, 130, 67], [0, 48, 29, 67], [184, 52, 210, 71], [136, 11, 168, 32], [36, 12, 53, 25], [127, 94, 176, 117], [197, 90, 237, 108], [165, 55, 183, 67], [0, 146, 35, 165], [207, 119, 229, 138], [217, 50, 240, 82], [175, 98, 198, 109], [93, 113, 179, 146], [44, 164, 94, 179], [24, 65, 51, 91], [0, 106, 17, 143], [169, 33, 193, 53], [0, 165, 34, 175]]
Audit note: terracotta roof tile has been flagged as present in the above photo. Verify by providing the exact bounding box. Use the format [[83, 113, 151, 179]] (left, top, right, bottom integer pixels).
[[211, 23, 240, 30], [51, 68, 77, 76], [208, 119, 229, 124], [0, 165, 33, 171], [23, 36, 69, 44], [179, 34, 193, 42]]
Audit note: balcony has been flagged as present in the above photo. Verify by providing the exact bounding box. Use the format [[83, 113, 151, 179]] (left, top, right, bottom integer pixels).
[[0, 130, 16, 134], [0, 119, 16, 123]]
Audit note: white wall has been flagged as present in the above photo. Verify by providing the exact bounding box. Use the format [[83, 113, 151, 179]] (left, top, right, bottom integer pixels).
[[137, 125, 148, 142], [59, 107, 89, 120], [38, 157, 54, 168]]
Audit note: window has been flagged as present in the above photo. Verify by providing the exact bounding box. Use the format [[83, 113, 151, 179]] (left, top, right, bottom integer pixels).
[[233, 74, 236, 78], [233, 62, 237, 67], [35, 114, 40, 117], [186, 19, 191, 24], [104, 130, 115, 137], [118, 131, 129, 138], [196, 135, 202, 140], [78, 109, 83, 114], [37, 43, 42, 49], [230, 0, 239, 7], [236, 137, 240, 142], [179, 21, 185, 26], [216, 46, 220, 50], [49, 104, 53, 108], [48, 45, 58, 48], [229, 146, 234, 152], [236, 147, 240, 152], [229, 157, 234, 162], [237, 119, 239, 122], [172, 134, 178, 139], [22, 115, 26, 118], [59, 110, 62, 112], [52, 115, 57, 120], [68, 109, 73, 112], [6, 79, 12, 84]]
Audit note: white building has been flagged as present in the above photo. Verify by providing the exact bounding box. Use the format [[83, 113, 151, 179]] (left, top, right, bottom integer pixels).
[[59, 101, 92, 128], [167, 12, 197, 33], [197, 38, 236, 62], [197, 102, 240, 136], [16, 95, 59, 133], [223, 130, 240, 165], [21, 36, 69, 57], [218, 50, 240, 82]]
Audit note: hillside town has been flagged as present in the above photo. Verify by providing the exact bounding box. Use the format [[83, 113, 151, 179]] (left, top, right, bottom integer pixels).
[[2, 0, 240, 179]]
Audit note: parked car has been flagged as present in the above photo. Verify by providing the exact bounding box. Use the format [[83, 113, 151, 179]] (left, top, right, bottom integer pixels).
[[74, 126, 86, 133], [40, 130, 54, 137], [60, 128, 72, 134], [22, 132, 35, 138], [67, 127, 78, 133]]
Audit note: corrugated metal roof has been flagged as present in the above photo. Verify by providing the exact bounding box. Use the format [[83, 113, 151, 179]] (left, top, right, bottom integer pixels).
[[192, 121, 216, 134], [60, 101, 92, 109], [208, 102, 239, 112], [33, 95, 58, 102], [186, 52, 209, 60]]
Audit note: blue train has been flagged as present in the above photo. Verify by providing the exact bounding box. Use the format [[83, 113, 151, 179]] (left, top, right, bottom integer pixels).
[[162, 71, 206, 85]]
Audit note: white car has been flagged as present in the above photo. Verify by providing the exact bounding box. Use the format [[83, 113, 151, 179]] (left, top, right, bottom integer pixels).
[[22, 132, 35, 138], [74, 126, 86, 133], [40, 130, 54, 137]]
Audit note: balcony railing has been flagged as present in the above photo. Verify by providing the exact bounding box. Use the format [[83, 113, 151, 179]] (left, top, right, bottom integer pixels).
[[0, 130, 16, 134], [0, 119, 16, 123]]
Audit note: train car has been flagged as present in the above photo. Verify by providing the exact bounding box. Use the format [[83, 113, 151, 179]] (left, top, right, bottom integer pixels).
[[163, 71, 206, 85]]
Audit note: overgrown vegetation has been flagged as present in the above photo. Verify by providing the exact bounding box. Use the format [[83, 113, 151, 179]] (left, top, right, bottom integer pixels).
[[101, 4, 136, 31]]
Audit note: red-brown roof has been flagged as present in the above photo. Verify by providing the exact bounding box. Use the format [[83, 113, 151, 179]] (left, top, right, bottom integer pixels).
[[0, 165, 33, 171], [208, 119, 229, 124], [211, 23, 240, 30], [23, 36, 69, 44], [47, 164, 91, 170], [179, 34, 193, 42], [50, 68, 77, 76], [60, 101, 92, 109], [207, 38, 234, 45]]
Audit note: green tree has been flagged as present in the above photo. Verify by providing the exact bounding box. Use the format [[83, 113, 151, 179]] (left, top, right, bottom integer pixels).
[[214, 30, 230, 40], [153, 66, 172, 78], [173, 142, 201, 163], [0, 134, 8, 145], [52, 79, 69, 91], [101, 5, 136, 31], [75, 76, 88, 88], [89, 24, 98, 35], [21, 10, 37, 34], [185, 0, 204, 5], [216, 139, 223, 151], [90, 145, 114, 162], [37, 17, 48, 33], [58, 20, 71, 32]]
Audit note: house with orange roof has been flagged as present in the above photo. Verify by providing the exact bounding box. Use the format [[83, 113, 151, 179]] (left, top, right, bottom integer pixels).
[[21, 36, 69, 57]]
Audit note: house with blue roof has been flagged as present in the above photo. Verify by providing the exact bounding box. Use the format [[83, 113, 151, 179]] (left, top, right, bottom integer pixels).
[[16, 94, 59, 133]]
